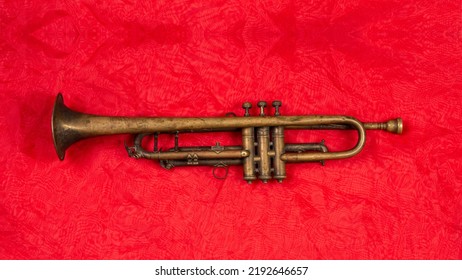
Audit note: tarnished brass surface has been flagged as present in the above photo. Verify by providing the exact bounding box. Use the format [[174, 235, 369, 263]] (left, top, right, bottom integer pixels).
[[52, 93, 403, 182]]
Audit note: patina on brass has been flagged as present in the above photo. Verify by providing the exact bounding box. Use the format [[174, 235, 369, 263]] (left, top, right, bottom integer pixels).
[[52, 93, 403, 183]]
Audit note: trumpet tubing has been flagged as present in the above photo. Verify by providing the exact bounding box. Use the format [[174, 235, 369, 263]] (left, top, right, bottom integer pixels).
[[52, 93, 403, 183]]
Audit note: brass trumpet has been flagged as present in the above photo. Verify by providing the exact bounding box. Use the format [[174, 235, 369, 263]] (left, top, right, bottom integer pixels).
[[52, 93, 403, 183]]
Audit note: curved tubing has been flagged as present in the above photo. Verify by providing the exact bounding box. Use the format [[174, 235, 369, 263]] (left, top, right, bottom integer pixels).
[[281, 118, 366, 162]]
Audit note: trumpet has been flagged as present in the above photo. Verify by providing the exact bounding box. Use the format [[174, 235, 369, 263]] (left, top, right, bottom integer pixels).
[[52, 93, 403, 183]]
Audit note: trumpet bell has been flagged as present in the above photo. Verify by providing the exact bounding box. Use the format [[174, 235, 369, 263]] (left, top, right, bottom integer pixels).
[[52, 93, 84, 160]]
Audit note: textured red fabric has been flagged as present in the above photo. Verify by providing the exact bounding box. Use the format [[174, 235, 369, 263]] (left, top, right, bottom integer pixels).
[[1, 0, 461, 260]]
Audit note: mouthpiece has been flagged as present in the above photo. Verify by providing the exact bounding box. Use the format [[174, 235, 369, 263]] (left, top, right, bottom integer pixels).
[[386, 118, 403, 134]]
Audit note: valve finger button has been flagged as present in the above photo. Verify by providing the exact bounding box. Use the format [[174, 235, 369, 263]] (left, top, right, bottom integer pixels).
[[272, 101, 282, 116], [242, 102, 252, 116], [257, 101, 267, 116]]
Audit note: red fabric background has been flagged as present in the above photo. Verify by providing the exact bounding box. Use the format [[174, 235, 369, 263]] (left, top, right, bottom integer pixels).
[[1, 0, 461, 259]]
